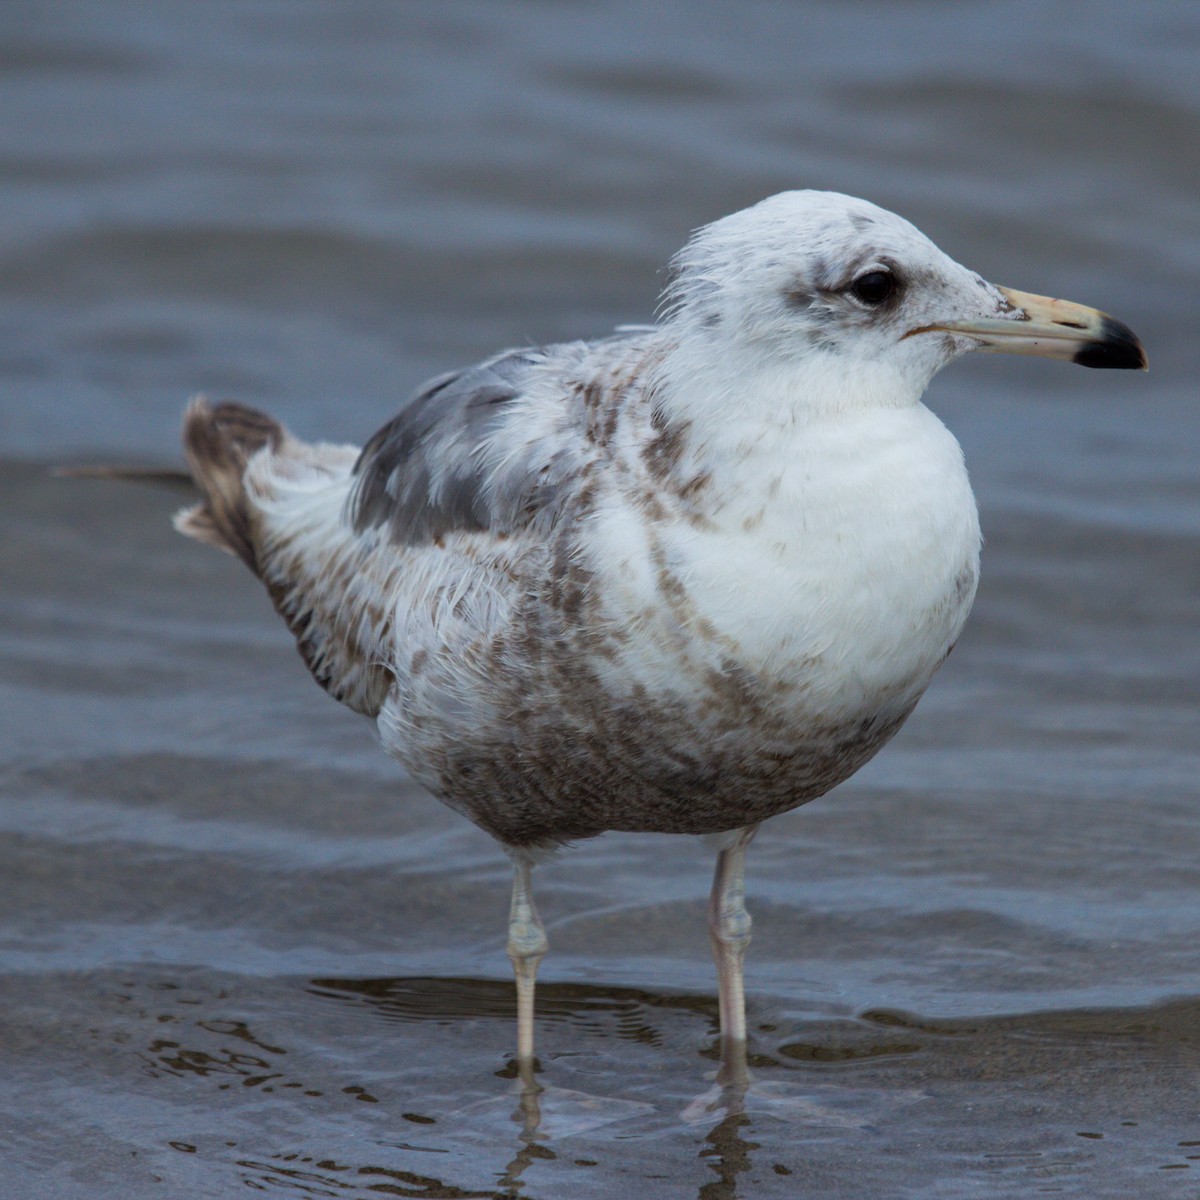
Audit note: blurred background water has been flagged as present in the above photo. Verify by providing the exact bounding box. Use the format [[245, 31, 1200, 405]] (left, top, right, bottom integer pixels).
[[1, 2, 1198, 1197]]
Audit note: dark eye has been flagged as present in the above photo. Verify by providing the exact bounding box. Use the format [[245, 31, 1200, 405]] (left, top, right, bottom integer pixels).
[[850, 270, 896, 306]]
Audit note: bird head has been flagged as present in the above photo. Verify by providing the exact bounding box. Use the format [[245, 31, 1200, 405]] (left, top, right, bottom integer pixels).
[[658, 190, 1145, 418]]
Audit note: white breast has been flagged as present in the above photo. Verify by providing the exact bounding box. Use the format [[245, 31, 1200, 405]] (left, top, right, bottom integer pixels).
[[592, 402, 981, 722]]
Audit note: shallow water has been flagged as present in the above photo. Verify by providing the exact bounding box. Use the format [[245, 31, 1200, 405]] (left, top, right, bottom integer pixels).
[[2, 3, 1199, 1197]]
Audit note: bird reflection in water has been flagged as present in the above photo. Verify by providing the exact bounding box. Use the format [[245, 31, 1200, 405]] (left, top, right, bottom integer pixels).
[[312, 976, 851, 1195], [496, 1039, 763, 1199]]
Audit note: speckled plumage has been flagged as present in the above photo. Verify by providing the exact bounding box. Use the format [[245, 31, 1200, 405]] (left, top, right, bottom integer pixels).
[[181, 344, 976, 849], [176, 193, 1001, 848], [171, 189, 1145, 1066]]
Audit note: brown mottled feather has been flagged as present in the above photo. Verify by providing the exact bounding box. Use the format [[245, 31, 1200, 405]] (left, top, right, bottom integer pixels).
[[164, 311, 977, 850], [173, 396, 394, 716], [176, 397, 283, 571]]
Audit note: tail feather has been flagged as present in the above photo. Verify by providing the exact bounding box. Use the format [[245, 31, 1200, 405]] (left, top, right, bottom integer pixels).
[[63, 396, 392, 716], [175, 396, 284, 572], [171, 396, 393, 716]]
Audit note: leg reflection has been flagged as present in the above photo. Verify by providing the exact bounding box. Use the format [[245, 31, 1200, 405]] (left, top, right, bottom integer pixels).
[[693, 1040, 760, 1200], [698, 1107, 761, 1200], [497, 1057, 554, 1194]]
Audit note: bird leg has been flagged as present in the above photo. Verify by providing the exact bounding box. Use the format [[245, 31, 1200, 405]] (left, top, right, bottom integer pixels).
[[506, 851, 548, 1066], [708, 825, 758, 1075]]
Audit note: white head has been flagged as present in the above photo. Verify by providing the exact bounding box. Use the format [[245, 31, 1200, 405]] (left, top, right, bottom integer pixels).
[[656, 190, 1144, 423]]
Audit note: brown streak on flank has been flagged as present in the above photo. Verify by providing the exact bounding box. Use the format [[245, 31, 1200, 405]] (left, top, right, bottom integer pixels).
[[581, 379, 608, 445], [643, 407, 689, 484], [678, 470, 712, 502], [635, 486, 669, 524], [600, 374, 625, 446], [638, 395, 714, 524]]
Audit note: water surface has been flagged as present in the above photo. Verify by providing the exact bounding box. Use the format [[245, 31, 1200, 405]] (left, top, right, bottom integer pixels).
[[2, 3, 1198, 1196]]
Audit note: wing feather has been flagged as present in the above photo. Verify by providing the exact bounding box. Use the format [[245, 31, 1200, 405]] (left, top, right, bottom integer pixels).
[[350, 331, 652, 546], [350, 348, 548, 543]]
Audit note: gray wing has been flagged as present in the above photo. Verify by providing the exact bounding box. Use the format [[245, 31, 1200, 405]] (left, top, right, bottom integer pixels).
[[351, 349, 545, 542], [350, 336, 642, 545]]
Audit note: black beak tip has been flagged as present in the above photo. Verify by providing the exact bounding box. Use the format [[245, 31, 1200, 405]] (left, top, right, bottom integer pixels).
[[1072, 316, 1148, 370]]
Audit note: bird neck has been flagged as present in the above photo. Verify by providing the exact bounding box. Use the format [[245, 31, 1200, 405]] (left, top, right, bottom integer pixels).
[[648, 338, 931, 514]]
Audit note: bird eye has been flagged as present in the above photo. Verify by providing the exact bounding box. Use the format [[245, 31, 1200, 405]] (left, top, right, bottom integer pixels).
[[850, 270, 896, 306]]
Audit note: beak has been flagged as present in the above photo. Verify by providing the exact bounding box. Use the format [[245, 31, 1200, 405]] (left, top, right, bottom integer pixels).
[[915, 286, 1147, 370]]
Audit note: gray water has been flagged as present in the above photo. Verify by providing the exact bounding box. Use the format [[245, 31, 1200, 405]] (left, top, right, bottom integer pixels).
[[2, 2, 1199, 1196]]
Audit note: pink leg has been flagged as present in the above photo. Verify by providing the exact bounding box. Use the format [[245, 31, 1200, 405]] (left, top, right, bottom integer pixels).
[[506, 852, 548, 1065], [708, 825, 758, 1077]]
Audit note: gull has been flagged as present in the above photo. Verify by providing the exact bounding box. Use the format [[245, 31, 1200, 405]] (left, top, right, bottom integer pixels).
[[164, 190, 1144, 1070]]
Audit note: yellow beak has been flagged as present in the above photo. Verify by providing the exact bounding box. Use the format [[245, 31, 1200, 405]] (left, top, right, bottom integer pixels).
[[916, 287, 1147, 369]]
